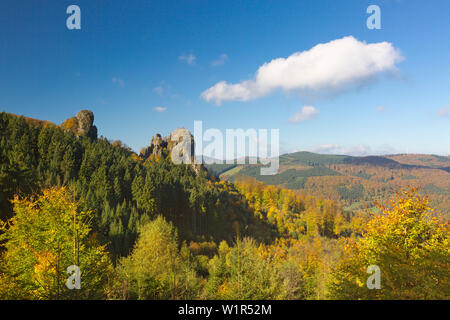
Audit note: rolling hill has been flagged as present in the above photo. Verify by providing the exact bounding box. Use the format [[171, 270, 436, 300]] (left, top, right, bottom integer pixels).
[[206, 151, 450, 218]]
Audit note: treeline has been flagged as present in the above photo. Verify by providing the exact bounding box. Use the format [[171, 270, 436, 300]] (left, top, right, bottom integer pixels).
[[234, 178, 366, 239], [0, 112, 272, 261], [0, 112, 448, 300], [0, 186, 447, 299]]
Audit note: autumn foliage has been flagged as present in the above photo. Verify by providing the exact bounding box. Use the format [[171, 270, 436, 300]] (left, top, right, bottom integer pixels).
[[328, 187, 449, 299], [0, 188, 112, 299]]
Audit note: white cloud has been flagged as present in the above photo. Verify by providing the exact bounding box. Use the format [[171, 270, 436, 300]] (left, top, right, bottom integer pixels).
[[310, 143, 396, 156], [438, 106, 450, 117], [312, 144, 342, 153], [179, 53, 196, 65], [112, 77, 125, 88], [153, 86, 163, 96], [289, 106, 319, 123], [153, 106, 167, 112], [376, 105, 386, 113], [211, 54, 229, 66], [312, 144, 372, 156], [201, 36, 403, 105]]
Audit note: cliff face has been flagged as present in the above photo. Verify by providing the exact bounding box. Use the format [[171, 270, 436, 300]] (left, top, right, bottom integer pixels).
[[149, 134, 169, 157], [140, 127, 203, 173], [60, 110, 97, 140], [168, 127, 195, 164], [59, 110, 201, 172]]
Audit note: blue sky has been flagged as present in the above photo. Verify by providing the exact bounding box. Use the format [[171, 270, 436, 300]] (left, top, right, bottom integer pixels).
[[0, 0, 449, 156]]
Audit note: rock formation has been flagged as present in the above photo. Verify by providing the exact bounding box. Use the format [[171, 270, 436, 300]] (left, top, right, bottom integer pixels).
[[60, 110, 98, 140], [150, 133, 168, 157], [140, 127, 203, 174], [168, 127, 195, 164]]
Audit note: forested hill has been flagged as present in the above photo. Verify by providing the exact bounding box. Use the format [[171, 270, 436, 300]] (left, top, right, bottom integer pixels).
[[206, 151, 450, 218], [1, 111, 449, 300], [0, 111, 276, 260]]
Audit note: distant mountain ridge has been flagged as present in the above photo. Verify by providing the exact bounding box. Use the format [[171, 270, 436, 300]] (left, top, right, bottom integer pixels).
[[205, 151, 450, 218], [206, 151, 450, 176], [4, 111, 450, 218]]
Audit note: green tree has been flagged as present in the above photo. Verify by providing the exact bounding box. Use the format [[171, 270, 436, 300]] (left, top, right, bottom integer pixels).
[[206, 238, 283, 300], [0, 187, 112, 299], [117, 216, 201, 300]]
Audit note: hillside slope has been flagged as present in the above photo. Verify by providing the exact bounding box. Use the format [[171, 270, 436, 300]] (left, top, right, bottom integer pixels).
[[207, 151, 450, 218], [0, 112, 275, 260]]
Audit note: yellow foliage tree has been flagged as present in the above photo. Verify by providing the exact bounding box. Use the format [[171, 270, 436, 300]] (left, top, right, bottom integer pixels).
[[328, 187, 449, 299], [0, 187, 113, 299]]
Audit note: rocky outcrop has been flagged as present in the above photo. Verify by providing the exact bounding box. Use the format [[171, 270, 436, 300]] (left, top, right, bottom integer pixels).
[[168, 127, 195, 164], [150, 133, 168, 157], [76, 110, 96, 137], [60, 110, 97, 140], [140, 128, 203, 174]]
